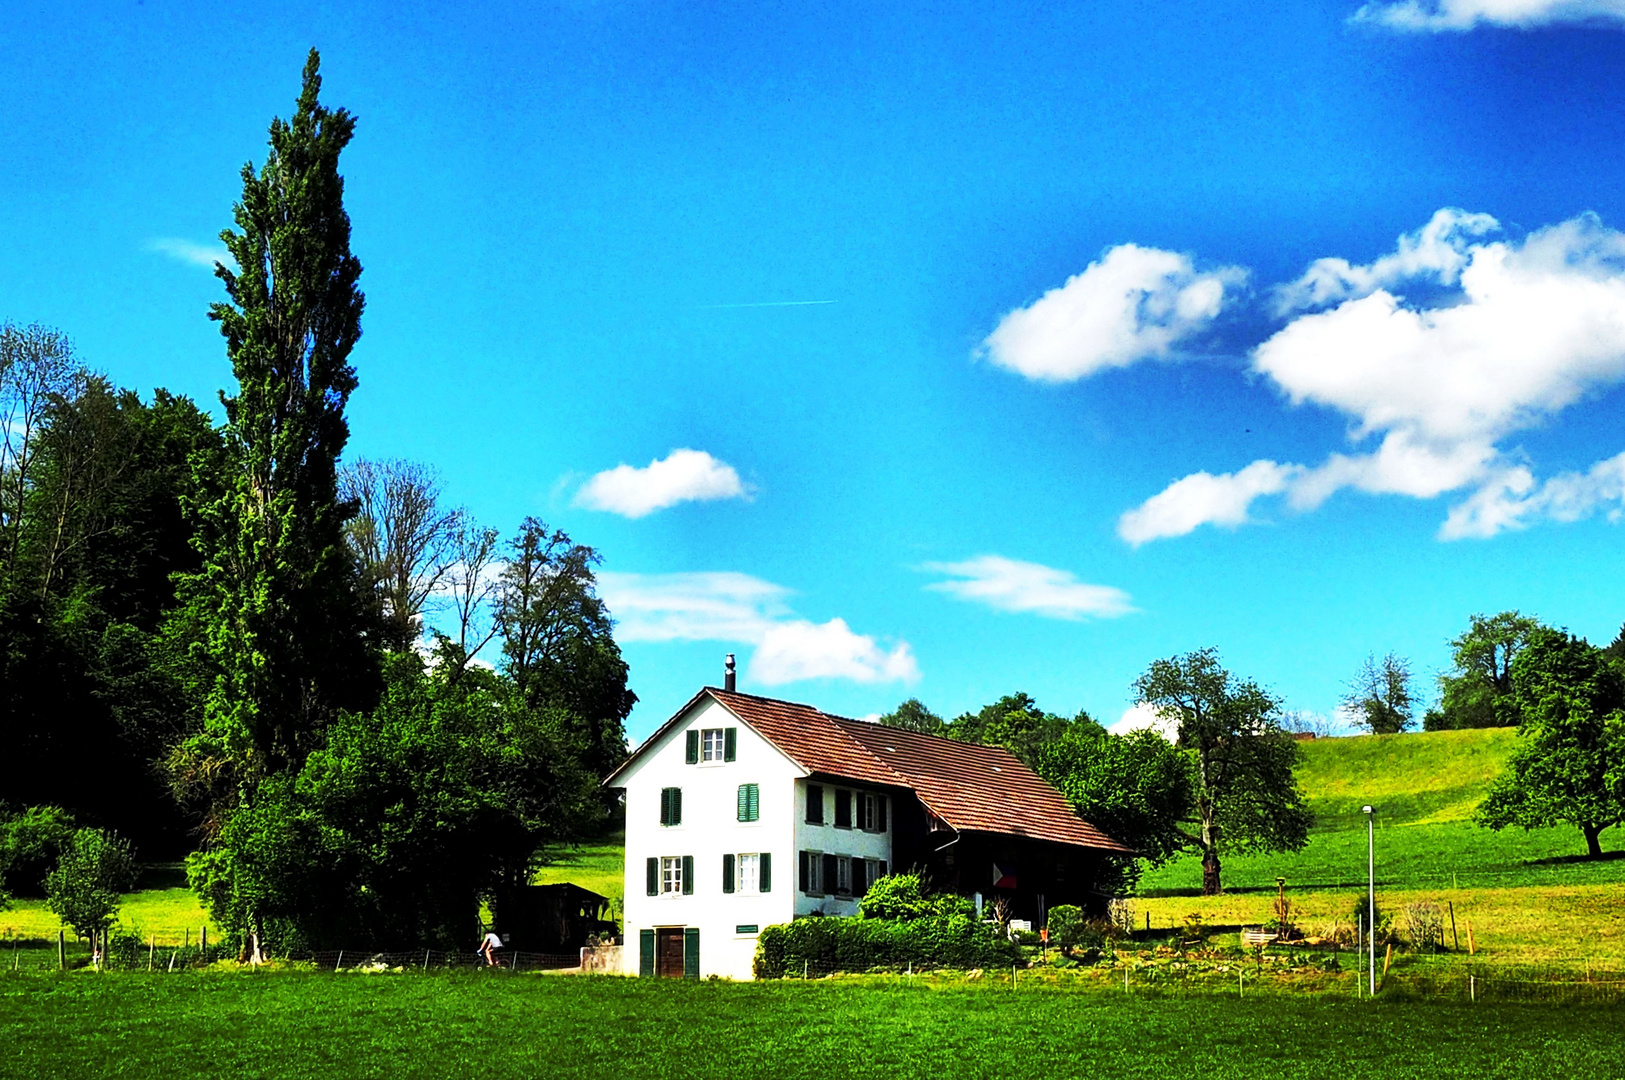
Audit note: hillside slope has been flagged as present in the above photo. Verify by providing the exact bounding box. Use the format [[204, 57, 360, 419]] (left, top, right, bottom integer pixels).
[[1139, 727, 1625, 895]]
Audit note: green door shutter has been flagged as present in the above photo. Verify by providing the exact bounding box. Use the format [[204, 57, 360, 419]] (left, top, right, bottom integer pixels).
[[723, 853, 735, 893], [682, 855, 694, 895], [759, 852, 772, 892], [685, 730, 699, 764], [683, 928, 700, 979], [639, 929, 654, 977], [724, 727, 737, 761], [646, 857, 659, 896]]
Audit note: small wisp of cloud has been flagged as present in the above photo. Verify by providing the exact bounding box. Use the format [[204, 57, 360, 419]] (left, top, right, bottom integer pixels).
[[575, 448, 750, 518], [923, 555, 1135, 620], [149, 237, 234, 269]]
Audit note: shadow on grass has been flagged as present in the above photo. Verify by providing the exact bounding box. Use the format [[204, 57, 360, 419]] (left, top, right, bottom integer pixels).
[[1525, 849, 1625, 867]]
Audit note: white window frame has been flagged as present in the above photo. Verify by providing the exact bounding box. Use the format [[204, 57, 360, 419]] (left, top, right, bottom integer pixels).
[[835, 855, 852, 895], [805, 851, 823, 894], [660, 856, 684, 895], [736, 853, 760, 894], [860, 793, 876, 831], [701, 728, 726, 762]]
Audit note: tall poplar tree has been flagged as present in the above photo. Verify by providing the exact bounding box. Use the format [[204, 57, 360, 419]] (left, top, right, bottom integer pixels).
[[176, 50, 379, 827]]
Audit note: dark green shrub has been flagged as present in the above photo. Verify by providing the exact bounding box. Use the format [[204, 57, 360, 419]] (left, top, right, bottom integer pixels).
[[857, 872, 974, 921], [1047, 904, 1086, 954], [754, 913, 1020, 978]]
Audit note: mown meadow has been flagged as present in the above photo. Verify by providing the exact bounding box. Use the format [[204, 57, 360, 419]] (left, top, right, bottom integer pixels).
[[2, 972, 1622, 1080]]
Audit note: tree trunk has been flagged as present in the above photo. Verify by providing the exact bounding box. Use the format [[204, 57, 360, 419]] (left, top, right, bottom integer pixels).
[[1583, 823, 1604, 860], [1201, 846, 1222, 896]]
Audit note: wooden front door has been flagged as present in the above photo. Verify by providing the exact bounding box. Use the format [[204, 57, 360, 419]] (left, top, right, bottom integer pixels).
[[655, 928, 685, 978]]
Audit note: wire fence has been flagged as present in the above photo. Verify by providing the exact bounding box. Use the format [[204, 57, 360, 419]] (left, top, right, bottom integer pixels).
[[0, 930, 580, 975]]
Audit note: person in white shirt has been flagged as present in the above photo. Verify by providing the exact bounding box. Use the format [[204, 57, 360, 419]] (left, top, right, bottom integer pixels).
[[479, 931, 504, 967]]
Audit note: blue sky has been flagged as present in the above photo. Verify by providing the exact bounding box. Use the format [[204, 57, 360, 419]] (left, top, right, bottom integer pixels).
[[6, 0, 1625, 741]]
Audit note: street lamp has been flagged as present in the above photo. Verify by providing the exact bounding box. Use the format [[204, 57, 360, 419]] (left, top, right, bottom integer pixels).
[[1363, 804, 1376, 996]]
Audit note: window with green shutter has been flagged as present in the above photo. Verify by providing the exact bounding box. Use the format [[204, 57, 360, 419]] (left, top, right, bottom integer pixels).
[[659, 787, 682, 826], [724, 727, 737, 761], [737, 783, 759, 822], [722, 853, 735, 894], [834, 789, 852, 828], [646, 857, 658, 896], [685, 730, 699, 764], [760, 851, 772, 893], [805, 784, 824, 824], [682, 855, 694, 895]]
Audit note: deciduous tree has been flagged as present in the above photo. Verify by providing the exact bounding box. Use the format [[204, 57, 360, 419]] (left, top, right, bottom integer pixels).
[[1134, 649, 1310, 895], [1476, 628, 1625, 859], [876, 698, 946, 735], [1343, 653, 1416, 735], [1426, 611, 1541, 730], [341, 458, 462, 652]]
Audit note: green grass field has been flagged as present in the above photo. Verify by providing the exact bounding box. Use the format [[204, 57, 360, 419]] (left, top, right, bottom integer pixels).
[[1, 972, 1621, 1079], [1140, 728, 1625, 895]]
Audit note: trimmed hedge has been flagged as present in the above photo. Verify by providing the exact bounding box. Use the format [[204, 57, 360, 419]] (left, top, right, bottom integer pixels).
[[753, 914, 1020, 978]]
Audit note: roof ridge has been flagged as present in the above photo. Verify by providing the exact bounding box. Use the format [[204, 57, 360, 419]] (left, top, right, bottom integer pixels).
[[708, 687, 912, 789]]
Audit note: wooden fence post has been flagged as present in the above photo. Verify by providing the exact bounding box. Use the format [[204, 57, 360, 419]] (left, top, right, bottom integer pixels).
[[148, 935, 155, 971], [200, 926, 207, 961], [1467, 921, 1476, 955], [57, 930, 64, 971], [1448, 902, 1458, 951]]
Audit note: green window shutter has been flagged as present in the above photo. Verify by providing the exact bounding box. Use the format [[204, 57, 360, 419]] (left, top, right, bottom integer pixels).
[[682, 855, 694, 895], [737, 784, 748, 822], [672, 788, 682, 826], [723, 853, 735, 893], [806, 784, 823, 824], [878, 860, 887, 879], [724, 727, 737, 761], [685, 730, 699, 764], [853, 858, 867, 896], [659, 788, 670, 826], [822, 854, 837, 895], [748, 784, 759, 821], [798, 851, 809, 892], [646, 857, 658, 896], [639, 929, 655, 977], [877, 795, 887, 832], [835, 790, 851, 828], [760, 852, 771, 893], [683, 928, 700, 979]]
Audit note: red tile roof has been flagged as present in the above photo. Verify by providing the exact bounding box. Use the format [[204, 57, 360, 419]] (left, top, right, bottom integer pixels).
[[706, 688, 1130, 854]]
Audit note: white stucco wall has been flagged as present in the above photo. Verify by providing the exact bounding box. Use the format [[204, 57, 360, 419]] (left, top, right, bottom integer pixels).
[[616, 698, 802, 980]]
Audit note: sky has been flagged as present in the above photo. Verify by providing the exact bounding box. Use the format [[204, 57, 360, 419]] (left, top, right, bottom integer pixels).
[[5, 0, 1625, 743]]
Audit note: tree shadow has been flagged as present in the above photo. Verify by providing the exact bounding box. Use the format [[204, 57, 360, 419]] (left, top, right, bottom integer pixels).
[[1525, 850, 1625, 867]]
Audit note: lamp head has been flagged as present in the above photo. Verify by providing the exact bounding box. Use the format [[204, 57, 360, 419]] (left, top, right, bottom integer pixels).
[[1362, 805, 1375, 815]]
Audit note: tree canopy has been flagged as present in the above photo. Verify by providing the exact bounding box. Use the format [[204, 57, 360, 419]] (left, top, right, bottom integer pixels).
[[1134, 649, 1310, 895], [1475, 628, 1625, 859], [1343, 652, 1417, 735], [1426, 611, 1542, 731]]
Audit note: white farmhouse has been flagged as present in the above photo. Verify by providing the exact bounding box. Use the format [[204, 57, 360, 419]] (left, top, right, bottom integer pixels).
[[605, 663, 1130, 980]]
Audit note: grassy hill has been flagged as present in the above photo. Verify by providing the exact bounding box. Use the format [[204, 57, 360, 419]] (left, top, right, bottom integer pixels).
[[1139, 727, 1625, 896]]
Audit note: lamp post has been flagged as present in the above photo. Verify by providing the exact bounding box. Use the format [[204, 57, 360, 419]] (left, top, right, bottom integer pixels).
[[1363, 804, 1376, 996]]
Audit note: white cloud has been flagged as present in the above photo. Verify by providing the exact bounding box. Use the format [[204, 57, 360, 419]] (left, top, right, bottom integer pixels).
[[1270, 208, 1498, 316], [1122, 211, 1625, 542], [750, 618, 920, 686], [981, 244, 1246, 382], [597, 571, 792, 642], [1108, 703, 1178, 739], [923, 554, 1134, 619], [1118, 460, 1301, 544], [150, 237, 233, 268], [1352, 0, 1625, 31], [575, 448, 749, 518], [598, 570, 917, 687]]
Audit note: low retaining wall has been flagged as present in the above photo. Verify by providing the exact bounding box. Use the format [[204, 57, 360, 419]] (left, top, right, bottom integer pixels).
[[580, 945, 622, 974]]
